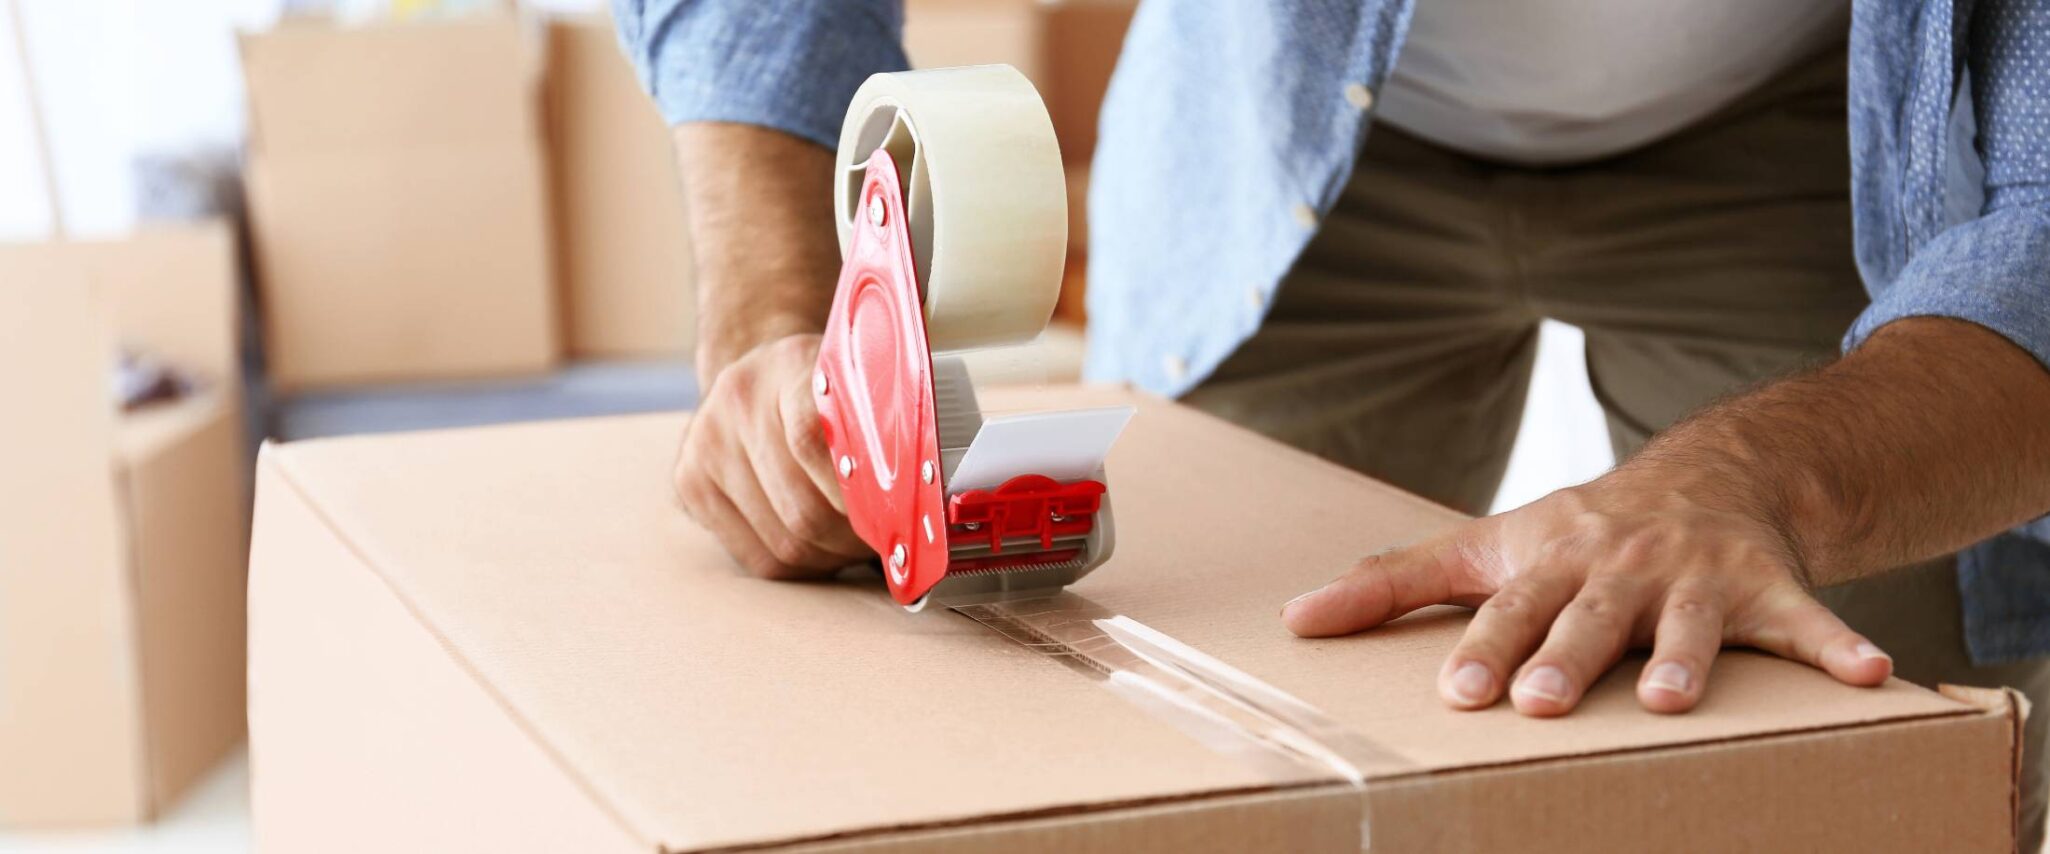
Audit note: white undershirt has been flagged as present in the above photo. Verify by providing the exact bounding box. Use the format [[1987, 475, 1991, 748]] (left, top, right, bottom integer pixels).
[[1375, 0, 1850, 166]]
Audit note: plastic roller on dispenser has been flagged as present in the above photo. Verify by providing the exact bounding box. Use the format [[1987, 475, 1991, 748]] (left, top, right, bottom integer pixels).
[[813, 65, 1132, 611]]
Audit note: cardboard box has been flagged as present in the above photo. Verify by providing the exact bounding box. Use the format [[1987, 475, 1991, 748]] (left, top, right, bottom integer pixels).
[[903, 0, 1134, 165], [545, 16, 697, 360], [247, 387, 2021, 851], [0, 223, 250, 825], [241, 16, 560, 391]]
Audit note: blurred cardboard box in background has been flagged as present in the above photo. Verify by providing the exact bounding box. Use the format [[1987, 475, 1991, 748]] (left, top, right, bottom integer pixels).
[[0, 222, 249, 826], [546, 16, 696, 360], [241, 16, 560, 391]]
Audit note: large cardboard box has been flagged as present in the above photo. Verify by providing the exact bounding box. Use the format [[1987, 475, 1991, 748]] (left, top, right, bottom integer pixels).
[[0, 223, 250, 825], [241, 16, 560, 391], [247, 387, 2022, 851], [545, 16, 696, 360], [903, 0, 1134, 166]]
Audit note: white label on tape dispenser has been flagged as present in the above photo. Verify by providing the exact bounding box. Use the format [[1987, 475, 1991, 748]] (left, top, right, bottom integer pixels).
[[947, 406, 1134, 493]]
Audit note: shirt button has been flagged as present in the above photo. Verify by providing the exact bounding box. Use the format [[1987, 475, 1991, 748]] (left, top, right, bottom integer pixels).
[[1247, 285, 1266, 311], [1162, 353, 1189, 382], [1343, 82, 1375, 110], [1291, 203, 1318, 229]]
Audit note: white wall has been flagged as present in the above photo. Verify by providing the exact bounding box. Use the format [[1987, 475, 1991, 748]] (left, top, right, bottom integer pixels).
[[0, 0, 603, 241], [0, 0, 283, 240]]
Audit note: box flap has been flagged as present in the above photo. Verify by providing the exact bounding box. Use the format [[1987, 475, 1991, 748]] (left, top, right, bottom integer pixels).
[[240, 16, 536, 157], [263, 387, 1974, 851]]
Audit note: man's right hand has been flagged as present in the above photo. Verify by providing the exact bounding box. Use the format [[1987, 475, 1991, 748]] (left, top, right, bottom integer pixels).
[[666, 123, 864, 577], [674, 333, 868, 578]]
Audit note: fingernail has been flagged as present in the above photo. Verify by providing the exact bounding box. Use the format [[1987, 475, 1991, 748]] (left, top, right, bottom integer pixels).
[[1646, 662, 1692, 695], [1280, 587, 1321, 619], [1855, 642, 1892, 664], [1446, 661, 1492, 705], [1513, 666, 1571, 704]]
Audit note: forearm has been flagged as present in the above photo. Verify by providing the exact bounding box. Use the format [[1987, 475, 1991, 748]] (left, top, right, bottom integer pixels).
[[1624, 316, 2050, 585], [674, 122, 842, 380]]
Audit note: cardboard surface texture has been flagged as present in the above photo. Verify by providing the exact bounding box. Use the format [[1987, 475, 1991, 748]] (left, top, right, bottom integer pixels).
[[247, 387, 2020, 852], [546, 16, 696, 359], [241, 16, 559, 390], [0, 224, 250, 826]]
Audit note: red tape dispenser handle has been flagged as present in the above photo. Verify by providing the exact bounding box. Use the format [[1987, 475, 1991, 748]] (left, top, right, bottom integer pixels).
[[813, 151, 951, 606]]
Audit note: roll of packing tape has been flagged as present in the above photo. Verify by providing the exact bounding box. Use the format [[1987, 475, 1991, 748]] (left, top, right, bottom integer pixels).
[[834, 65, 1067, 353]]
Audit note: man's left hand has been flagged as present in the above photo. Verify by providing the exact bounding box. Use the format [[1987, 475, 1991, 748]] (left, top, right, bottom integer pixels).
[[1280, 464, 1894, 716]]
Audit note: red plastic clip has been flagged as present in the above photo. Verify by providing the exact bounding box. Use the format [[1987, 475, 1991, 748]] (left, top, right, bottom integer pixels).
[[946, 474, 1107, 555]]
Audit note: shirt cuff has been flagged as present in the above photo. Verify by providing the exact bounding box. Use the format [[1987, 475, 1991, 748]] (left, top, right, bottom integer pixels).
[[615, 1, 910, 150], [1844, 206, 2050, 371]]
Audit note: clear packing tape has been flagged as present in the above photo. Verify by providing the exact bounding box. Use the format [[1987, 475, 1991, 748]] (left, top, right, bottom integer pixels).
[[954, 593, 1451, 852]]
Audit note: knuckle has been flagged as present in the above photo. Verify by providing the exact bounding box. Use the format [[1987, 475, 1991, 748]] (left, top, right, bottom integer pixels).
[[1492, 589, 1541, 614], [1566, 594, 1629, 630], [1570, 509, 1614, 537], [765, 535, 815, 569], [685, 419, 728, 457], [786, 415, 829, 462], [1665, 593, 1719, 620], [768, 335, 809, 359], [1613, 532, 1660, 566], [784, 500, 841, 545], [672, 466, 710, 507], [715, 368, 757, 404], [742, 551, 794, 579]]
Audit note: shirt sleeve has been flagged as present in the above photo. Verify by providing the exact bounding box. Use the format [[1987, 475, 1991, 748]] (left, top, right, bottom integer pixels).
[[1843, 0, 2050, 368], [610, 0, 910, 149]]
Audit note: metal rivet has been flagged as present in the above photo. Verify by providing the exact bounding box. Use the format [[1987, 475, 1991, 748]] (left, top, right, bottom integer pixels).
[[813, 371, 828, 396], [964, 521, 981, 531], [890, 544, 907, 567], [838, 455, 854, 477], [920, 460, 935, 484], [869, 195, 886, 227], [1050, 512, 1066, 522]]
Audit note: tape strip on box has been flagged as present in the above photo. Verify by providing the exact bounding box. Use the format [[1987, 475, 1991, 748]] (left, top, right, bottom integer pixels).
[[954, 593, 1435, 851]]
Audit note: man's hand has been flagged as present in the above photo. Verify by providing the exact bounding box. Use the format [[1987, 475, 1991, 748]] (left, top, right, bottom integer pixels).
[[1280, 317, 2050, 717], [1281, 468, 1892, 716], [666, 123, 866, 576], [675, 334, 867, 578]]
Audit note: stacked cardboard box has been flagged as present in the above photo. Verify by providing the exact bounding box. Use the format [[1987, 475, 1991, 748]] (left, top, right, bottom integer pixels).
[[545, 16, 697, 360], [241, 16, 561, 391], [247, 387, 2021, 851], [242, 13, 704, 390], [0, 223, 250, 825]]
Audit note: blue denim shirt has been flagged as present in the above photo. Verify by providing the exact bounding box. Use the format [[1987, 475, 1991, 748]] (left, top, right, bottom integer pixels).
[[614, 0, 2050, 664]]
